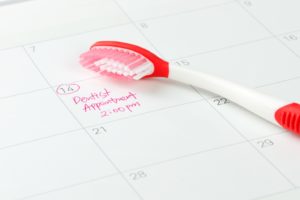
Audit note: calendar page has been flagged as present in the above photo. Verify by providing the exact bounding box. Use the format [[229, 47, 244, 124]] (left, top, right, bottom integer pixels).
[[1, 0, 300, 199]]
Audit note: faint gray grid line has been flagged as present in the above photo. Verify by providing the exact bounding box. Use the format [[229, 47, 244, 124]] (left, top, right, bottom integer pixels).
[[193, 85, 297, 188], [16, 131, 287, 200], [0, 2, 297, 198], [169, 35, 273, 61], [233, 1, 300, 187], [0, 128, 82, 152], [13, 124, 286, 199], [2, 33, 300, 101], [22, 46, 145, 200], [84, 98, 204, 127], [112, 131, 286, 175], [0, 86, 51, 99], [0, 100, 204, 152], [134, 0, 235, 23], [236, 0, 300, 59], [0, 22, 131, 52], [250, 188, 298, 200], [18, 173, 119, 200], [112, 0, 165, 58], [0, 96, 285, 153], [0, 75, 100, 100], [255, 76, 300, 89]]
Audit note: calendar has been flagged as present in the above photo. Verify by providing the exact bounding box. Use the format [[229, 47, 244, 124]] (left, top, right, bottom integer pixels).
[[1, 0, 300, 199]]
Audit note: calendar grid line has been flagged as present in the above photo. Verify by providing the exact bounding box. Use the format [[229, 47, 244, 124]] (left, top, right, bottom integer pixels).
[[1, 1, 300, 199], [120, 134, 288, 175], [255, 75, 300, 89], [15, 130, 288, 200], [0, 22, 131, 52], [0, 1, 299, 56], [0, 96, 286, 155], [0, 86, 50, 100], [192, 85, 297, 188], [133, 0, 235, 23], [169, 26, 300, 61], [0, 99, 207, 153], [2, 44, 300, 102], [112, 0, 165, 58], [169, 35, 273, 61], [0, 0, 234, 53], [2, 66, 300, 104], [0, 127, 82, 152], [232, 2, 300, 188], [236, 0, 300, 59], [22, 46, 145, 200], [77, 1, 300, 196], [18, 142, 248, 199], [121, 140, 260, 173], [18, 173, 119, 200], [0, 75, 100, 100], [0, 110, 286, 159], [251, 188, 298, 200], [84, 99, 204, 126], [1, 16, 300, 102]]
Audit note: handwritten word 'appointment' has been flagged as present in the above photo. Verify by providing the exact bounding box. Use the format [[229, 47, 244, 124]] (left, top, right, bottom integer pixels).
[[72, 88, 139, 112]]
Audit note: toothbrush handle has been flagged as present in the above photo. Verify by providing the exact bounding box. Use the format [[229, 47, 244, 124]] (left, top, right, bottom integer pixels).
[[168, 65, 300, 134]]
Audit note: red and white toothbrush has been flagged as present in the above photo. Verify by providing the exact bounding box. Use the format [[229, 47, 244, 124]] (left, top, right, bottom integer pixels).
[[80, 41, 300, 135]]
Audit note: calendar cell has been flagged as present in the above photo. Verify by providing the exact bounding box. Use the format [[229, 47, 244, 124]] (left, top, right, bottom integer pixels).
[[25, 25, 159, 86], [252, 133, 300, 186], [90, 101, 244, 170], [23, 175, 140, 200], [0, 0, 129, 49], [127, 143, 292, 200], [0, 89, 80, 148], [0, 48, 47, 98], [0, 130, 116, 199], [184, 38, 300, 88], [138, 3, 270, 59], [240, 0, 300, 34], [280, 31, 300, 57], [116, 0, 231, 20], [57, 77, 202, 127]]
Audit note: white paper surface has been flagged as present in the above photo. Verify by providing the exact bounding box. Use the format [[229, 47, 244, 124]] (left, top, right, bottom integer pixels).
[[1, 0, 300, 199]]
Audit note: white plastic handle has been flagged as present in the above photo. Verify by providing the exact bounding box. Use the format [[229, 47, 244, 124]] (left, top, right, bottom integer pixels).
[[168, 65, 286, 125]]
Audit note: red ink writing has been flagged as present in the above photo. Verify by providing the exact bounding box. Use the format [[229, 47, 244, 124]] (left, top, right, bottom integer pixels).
[[83, 92, 137, 112], [73, 88, 110, 104], [70, 88, 142, 118], [126, 101, 141, 112], [100, 102, 141, 118]]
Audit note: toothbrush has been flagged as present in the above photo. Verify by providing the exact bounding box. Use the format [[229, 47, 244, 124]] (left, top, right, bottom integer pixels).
[[80, 41, 300, 135]]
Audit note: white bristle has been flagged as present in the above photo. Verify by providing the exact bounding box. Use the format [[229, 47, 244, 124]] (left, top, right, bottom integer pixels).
[[133, 66, 153, 80], [90, 46, 154, 80], [100, 65, 108, 70], [116, 70, 123, 75], [133, 62, 152, 74], [106, 67, 113, 72]]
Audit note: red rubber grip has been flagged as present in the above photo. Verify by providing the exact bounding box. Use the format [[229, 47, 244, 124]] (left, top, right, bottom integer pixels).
[[275, 103, 300, 134]]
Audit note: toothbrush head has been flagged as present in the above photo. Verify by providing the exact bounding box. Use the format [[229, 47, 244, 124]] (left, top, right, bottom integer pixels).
[[80, 41, 169, 80]]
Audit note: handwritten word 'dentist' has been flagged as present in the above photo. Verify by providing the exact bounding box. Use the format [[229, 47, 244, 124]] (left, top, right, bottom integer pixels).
[[72, 88, 111, 104]]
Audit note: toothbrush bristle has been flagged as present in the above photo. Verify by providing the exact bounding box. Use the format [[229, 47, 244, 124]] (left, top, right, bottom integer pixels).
[[80, 46, 154, 80]]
